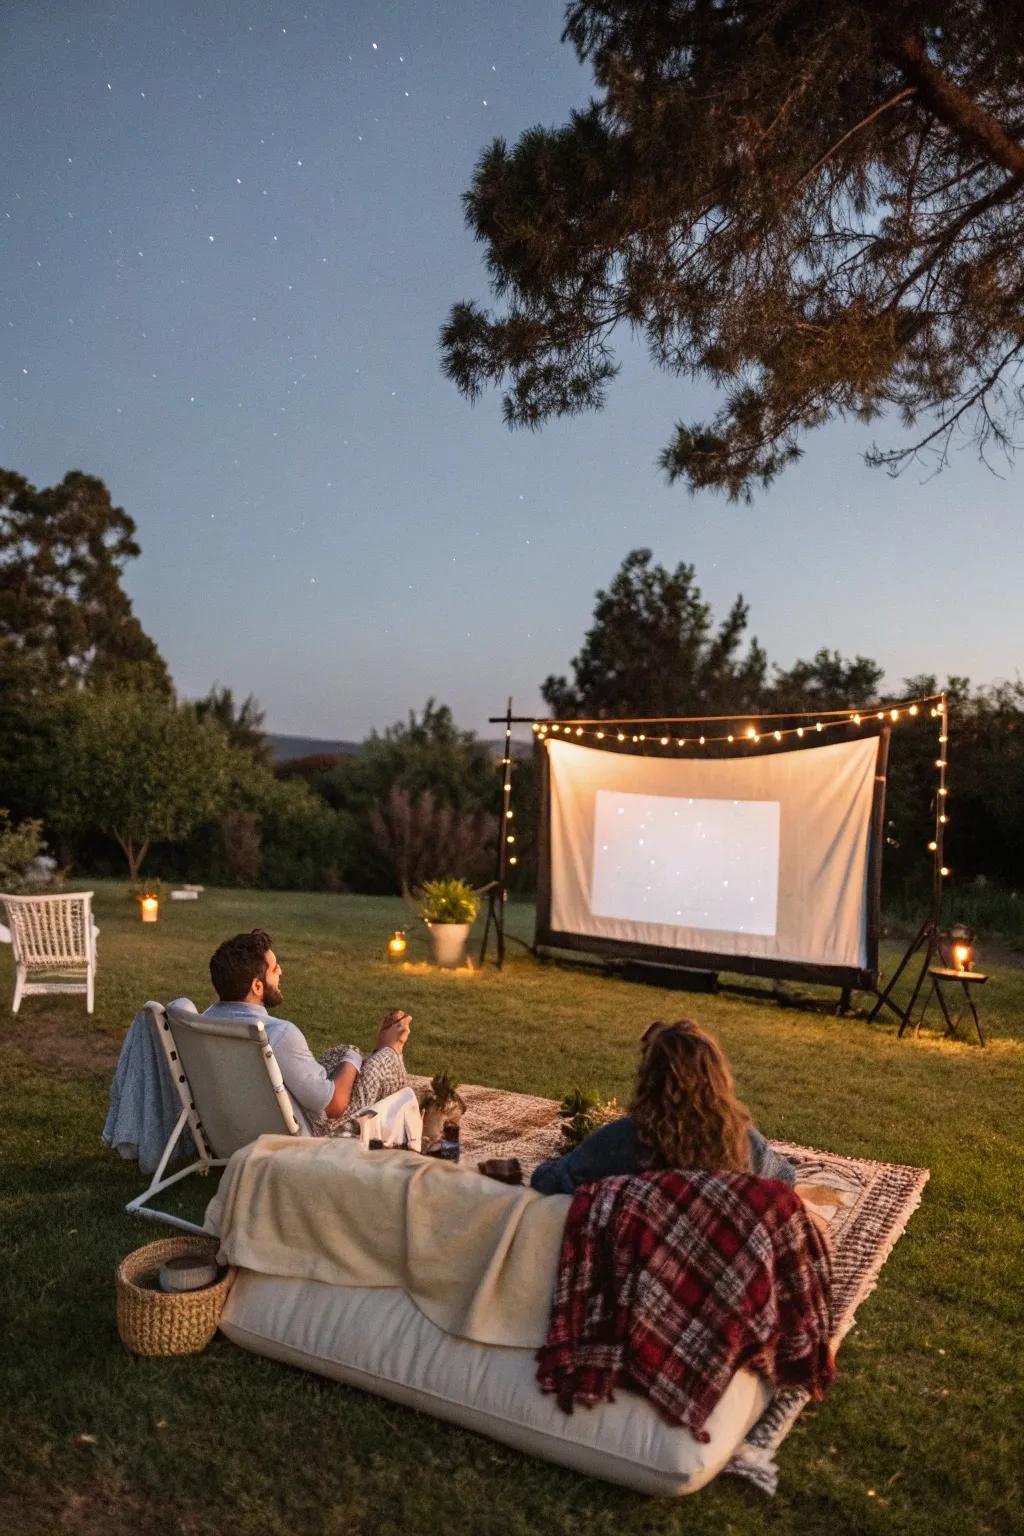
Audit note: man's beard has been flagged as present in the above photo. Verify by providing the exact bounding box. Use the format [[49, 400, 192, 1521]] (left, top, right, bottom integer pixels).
[[262, 982, 283, 1009]]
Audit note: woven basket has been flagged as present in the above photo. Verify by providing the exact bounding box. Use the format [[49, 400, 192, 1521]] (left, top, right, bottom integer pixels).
[[116, 1235, 235, 1357]]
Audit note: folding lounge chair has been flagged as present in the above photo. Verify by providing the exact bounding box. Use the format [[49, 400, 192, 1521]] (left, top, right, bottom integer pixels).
[[125, 999, 302, 1235]]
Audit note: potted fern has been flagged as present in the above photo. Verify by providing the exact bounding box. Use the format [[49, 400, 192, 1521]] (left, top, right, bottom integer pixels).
[[420, 878, 479, 967]]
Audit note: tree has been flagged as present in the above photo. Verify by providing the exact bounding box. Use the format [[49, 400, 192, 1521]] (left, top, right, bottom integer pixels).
[[41, 692, 231, 881], [442, 3, 1024, 500], [542, 549, 767, 718], [0, 468, 171, 691], [193, 684, 271, 763], [764, 649, 885, 712], [316, 701, 499, 892]]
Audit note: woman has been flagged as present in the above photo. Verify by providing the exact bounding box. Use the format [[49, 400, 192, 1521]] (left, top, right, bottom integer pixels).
[[530, 1019, 796, 1194]]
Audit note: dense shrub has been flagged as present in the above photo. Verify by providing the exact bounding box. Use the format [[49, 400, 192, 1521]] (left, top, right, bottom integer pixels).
[[0, 809, 47, 889]]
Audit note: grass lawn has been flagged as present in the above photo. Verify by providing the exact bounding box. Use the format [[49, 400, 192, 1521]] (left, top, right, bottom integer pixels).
[[1, 882, 1021, 1536]]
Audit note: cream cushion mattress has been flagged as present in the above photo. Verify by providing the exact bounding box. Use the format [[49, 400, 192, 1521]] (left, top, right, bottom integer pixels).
[[220, 1271, 769, 1496]]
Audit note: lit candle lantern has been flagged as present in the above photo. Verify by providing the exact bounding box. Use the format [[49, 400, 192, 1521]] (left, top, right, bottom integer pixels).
[[953, 942, 972, 972], [141, 896, 159, 923], [387, 930, 407, 961]]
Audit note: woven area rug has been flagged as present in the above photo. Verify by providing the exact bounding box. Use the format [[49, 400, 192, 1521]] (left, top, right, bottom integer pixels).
[[410, 1077, 929, 1495]]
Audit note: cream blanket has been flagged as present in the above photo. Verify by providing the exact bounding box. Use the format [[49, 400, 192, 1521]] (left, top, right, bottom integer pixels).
[[205, 1135, 571, 1348]]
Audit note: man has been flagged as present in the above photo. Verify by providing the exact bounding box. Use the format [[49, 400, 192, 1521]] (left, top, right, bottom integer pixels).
[[206, 929, 411, 1135]]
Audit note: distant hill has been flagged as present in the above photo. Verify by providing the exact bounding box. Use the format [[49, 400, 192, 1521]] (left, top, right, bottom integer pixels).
[[266, 734, 361, 765], [266, 732, 534, 766]]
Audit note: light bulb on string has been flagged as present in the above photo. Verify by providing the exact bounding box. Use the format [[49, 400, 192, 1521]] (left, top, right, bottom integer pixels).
[[677, 738, 686, 747], [909, 704, 919, 716], [774, 730, 782, 741], [745, 726, 756, 739], [617, 733, 626, 742], [596, 731, 605, 740], [928, 840, 937, 851], [796, 727, 804, 738], [660, 736, 669, 746], [940, 866, 950, 877], [852, 714, 862, 725], [815, 722, 823, 732], [699, 735, 705, 745]]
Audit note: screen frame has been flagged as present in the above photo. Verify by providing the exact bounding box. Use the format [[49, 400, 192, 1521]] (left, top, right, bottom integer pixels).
[[534, 730, 890, 989]]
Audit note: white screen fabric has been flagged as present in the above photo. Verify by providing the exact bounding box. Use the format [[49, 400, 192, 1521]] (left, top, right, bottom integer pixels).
[[545, 735, 880, 973]]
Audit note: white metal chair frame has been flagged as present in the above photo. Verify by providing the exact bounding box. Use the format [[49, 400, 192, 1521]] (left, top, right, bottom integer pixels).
[[0, 890, 98, 1014], [125, 1000, 302, 1236]]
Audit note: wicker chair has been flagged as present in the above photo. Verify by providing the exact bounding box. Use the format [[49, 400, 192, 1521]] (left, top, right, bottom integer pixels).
[[0, 890, 98, 1014]]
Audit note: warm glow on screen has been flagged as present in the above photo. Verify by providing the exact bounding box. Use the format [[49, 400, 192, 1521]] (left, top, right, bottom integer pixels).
[[590, 790, 780, 935]]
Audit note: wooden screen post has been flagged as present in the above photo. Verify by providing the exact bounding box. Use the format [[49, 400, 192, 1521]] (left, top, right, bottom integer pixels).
[[479, 698, 514, 968], [868, 693, 949, 1032]]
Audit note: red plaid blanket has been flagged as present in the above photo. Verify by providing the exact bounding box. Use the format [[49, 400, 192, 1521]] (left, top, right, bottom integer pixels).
[[536, 1171, 835, 1441]]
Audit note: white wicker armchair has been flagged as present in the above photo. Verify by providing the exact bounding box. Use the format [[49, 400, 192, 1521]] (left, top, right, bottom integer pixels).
[[0, 891, 98, 1014]]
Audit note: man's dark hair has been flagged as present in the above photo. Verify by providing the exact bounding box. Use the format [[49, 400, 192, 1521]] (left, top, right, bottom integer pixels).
[[209, 929, 273, 1002]]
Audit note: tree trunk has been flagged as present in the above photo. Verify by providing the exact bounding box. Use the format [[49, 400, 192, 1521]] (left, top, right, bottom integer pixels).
[[114, 831, 149, 884]]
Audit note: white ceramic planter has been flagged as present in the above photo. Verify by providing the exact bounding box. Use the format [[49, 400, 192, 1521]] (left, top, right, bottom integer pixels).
[[427, 922, 471, 967]]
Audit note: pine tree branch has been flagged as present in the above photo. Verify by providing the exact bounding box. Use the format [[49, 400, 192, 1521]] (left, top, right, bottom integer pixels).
[[793, 88, 918, 188], [894, 33, 1024, 178]]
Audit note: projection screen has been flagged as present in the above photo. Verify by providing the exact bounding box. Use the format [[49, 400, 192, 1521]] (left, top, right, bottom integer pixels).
[[535, 733, 887, 987]]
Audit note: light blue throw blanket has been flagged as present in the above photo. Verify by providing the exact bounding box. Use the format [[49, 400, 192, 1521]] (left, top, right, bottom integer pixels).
[[103, 1005, 197, 1174]]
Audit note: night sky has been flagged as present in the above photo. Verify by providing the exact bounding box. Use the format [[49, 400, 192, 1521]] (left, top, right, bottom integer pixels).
[[4, 1, 1022, 741]]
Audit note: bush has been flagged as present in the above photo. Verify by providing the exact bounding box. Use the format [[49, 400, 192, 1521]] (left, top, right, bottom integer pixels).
[[370, 786, 493, 891], [0, 809, 47, 890]]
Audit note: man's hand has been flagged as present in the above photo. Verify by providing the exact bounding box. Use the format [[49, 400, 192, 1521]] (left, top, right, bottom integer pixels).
[[378, 1010, 411, 1053]]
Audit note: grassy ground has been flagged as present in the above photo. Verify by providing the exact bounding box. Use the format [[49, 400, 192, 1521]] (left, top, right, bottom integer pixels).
[[1, 882, 1021, 1536]]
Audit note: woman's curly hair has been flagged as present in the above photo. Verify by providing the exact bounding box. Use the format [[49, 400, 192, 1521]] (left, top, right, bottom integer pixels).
[[628, 1020, 753, 1173]]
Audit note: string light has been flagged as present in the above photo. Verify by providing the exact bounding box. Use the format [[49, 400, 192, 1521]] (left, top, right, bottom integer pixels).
[[526, 694, 942, 751], [940, 866, 950, 877]]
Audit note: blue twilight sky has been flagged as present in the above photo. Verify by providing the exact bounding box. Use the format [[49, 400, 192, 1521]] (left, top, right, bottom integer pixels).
[[3, 0, 1022, 741]]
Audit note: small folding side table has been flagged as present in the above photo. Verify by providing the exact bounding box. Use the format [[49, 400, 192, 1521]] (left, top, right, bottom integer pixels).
[[924, 966, 988, 1046]]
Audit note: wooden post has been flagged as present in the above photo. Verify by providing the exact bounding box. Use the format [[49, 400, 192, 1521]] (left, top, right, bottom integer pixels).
[[479, 698, 514, 968]]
